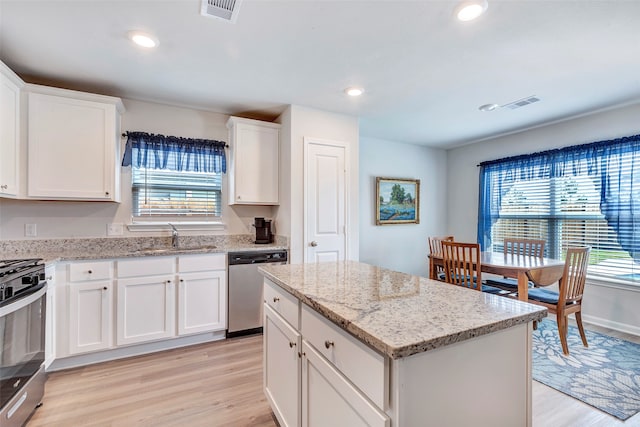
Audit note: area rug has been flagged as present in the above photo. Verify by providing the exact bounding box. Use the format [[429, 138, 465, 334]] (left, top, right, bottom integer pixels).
[[532, 318, 640, 420]]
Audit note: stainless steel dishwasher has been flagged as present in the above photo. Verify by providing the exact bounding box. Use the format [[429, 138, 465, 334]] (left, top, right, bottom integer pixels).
[[227, 250, 288, 337]]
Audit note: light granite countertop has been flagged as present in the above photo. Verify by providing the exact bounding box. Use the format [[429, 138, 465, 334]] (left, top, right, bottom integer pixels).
[[0, 235, 287, 264], [259, 261, 547, 359]]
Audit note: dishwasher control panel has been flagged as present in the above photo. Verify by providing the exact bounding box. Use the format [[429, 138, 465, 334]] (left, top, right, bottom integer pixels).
[[228, 250, 288, 265]]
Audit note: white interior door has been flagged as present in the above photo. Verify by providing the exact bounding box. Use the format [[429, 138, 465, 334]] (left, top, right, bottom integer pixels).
[[304, 138, 347, 263]]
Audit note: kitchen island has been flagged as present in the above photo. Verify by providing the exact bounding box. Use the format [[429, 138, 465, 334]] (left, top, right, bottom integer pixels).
[[259, 261, 547, 427]]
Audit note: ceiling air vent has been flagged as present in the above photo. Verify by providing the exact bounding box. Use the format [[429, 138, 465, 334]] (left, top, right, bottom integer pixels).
[[201, 0, 243, 23], [502, 96, 540, 110]]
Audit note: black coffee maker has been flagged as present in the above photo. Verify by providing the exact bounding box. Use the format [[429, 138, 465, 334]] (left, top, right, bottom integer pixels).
[[254, 217, 273, 244]]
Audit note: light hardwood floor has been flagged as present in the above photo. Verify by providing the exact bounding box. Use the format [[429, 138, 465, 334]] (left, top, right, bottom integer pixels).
[[27, 325, 640, 427]]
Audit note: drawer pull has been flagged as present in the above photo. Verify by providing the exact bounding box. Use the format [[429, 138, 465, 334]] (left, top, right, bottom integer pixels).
[[87, 270, 93, 274], [103, 286, 107, 290], [273, 297, 280, 303], [324, 340, 334, 349], [289, 341, 296, 348]]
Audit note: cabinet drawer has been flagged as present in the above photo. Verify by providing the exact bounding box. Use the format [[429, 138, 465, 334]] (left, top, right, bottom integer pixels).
[[302, 341, 390, 427], [301, 304, 387, 409], [117, 256, 175, 278], [264, 279, 299, 329], [178, 253, 225, 272], [69, 261, 112, 282]]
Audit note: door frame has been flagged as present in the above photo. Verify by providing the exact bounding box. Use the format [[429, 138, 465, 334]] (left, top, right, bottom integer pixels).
[[303, 137, 350, 263]]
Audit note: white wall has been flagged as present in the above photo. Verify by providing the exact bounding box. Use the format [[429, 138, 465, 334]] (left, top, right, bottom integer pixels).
[[447, 102, 640, 334], [0, 98, 273, 239], [359, 137, 447, 277], [277, 105, 359, 264]]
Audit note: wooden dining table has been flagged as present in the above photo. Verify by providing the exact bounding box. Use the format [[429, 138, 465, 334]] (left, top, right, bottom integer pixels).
[[430, 251, 566, 301]]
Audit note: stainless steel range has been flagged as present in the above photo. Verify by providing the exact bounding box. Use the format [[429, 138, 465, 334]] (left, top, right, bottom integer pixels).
[[0, 258, 47, 427]]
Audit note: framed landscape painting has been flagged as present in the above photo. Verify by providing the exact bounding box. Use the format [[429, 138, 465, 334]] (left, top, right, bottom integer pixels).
[[376, 177, 420, 225]]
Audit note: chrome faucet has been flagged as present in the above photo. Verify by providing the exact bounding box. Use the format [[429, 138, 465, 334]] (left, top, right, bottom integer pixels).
[[169, 223, 179, 248]]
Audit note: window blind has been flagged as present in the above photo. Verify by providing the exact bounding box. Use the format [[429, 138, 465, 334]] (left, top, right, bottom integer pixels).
[[132, 167, 222, 217]]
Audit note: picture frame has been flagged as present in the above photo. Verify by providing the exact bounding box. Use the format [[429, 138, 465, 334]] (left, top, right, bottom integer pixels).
[[375, 177, 420, 225]]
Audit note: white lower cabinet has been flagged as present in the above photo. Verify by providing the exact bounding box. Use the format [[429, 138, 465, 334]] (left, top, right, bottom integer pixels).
[[264, 304, 301, 427], [56, 253, 227, 363], [177, 253, 227, 336], [263, 279, 389, 427], [69, 280, 113, 354], [177, 269, 226, 335], [302, 341, 389, 427], [117, 274, 176, 346], [67, 261, 114, 355]]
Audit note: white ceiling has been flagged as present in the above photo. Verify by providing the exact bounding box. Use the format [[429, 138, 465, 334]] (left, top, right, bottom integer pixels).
[[1, 0, 639, 148]]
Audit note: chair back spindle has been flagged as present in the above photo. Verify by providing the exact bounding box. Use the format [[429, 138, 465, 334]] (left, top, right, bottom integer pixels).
[[503, 238, 545, 259]]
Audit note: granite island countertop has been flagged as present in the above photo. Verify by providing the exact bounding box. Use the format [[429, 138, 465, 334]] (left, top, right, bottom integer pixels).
[[259, 260, 547, 359], [0, 235, 288, 264]]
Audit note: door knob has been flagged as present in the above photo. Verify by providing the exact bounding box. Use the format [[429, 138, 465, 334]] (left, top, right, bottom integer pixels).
[[310, 241, 318, 247]]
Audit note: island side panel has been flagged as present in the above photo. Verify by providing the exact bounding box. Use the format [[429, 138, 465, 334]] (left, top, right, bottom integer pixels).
[[390, 323, 532, 427]]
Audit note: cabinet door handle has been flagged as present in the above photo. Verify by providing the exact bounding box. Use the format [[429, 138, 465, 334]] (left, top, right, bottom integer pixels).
[[324, 340, 334, 349], [289, 341, 296, 348], [103, 286, 108, 290], [87, 270, 93, 274], [166, 280, 172, 284], [273, 297, 280, 303], [310, 241, 318, 247], [180, 279, 184, 283], [105, 191, 110, 196]]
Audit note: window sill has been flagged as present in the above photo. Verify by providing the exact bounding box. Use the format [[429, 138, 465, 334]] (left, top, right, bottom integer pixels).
[[586, 274, 640, 293], [127, 221, 226, 233]]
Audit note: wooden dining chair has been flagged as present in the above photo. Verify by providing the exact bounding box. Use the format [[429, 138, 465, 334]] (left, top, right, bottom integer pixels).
[[526, 246, 591, 355], [441, 241, 506, 294], [486, 238, 546, 292], [428, 235, 454, 281]]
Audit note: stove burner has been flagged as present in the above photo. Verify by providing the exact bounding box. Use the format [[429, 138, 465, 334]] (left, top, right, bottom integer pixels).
[[0, 258, 42, 277], [0, 258, 45, 305]]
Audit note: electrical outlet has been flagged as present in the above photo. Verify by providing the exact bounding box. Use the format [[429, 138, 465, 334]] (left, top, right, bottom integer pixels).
[[107, 223, 124, 236], [25, 223, 37, 237]]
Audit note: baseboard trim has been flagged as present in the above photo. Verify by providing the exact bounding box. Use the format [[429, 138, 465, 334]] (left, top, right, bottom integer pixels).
[[48, 330, 226, 372], [582, 314, 640, 337]]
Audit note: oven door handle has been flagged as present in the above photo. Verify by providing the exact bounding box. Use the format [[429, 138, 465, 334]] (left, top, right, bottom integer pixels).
[[0, 283, 47, 318]]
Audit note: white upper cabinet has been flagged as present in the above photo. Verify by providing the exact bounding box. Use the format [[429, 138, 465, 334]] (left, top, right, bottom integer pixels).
[[227, 116, 280, 205], [26, 85, 124, 201], [0, 62, 23, 197]]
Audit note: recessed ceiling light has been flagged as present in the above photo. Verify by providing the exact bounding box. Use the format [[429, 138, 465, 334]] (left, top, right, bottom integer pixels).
[[454, 0, 488, 22], [345, 87, 364, 97], [128, 31, 159, 48], [479, 103, 499, 112]]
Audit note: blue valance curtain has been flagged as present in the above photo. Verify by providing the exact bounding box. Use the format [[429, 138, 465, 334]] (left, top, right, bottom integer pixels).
[[478, 134, 640, 261], [122, 132, 227, 174]]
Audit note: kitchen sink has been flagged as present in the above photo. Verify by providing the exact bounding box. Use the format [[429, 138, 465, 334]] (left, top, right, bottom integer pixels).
[[131, 245, 218, 255]]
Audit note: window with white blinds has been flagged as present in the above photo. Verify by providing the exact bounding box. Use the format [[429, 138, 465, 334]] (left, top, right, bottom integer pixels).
[[132, 167, 222, 218], [480, 135, 640, 286], [490, 174, 637, 283]]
